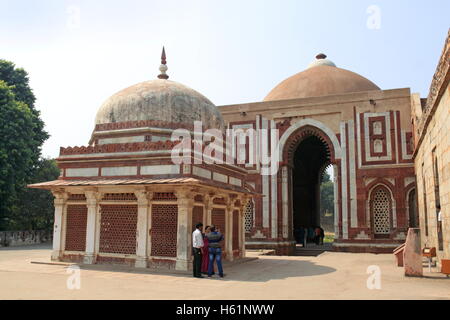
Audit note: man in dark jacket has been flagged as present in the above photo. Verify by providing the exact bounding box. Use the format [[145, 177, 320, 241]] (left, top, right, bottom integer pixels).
[[205, 225, 224, 278]]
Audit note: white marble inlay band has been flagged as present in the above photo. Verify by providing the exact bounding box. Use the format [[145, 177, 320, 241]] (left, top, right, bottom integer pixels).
[[213, 172, 228, 183], [66, 168, 98, 177], [101, 166, 137, 176], [229, 177, 242, 187], [98, 136, 145, 145], [140, 165, 180, 175], [192, 166, 212, 179]]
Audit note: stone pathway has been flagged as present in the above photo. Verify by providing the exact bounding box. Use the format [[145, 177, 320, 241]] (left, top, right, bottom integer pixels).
[[0, 244, 448, 300]]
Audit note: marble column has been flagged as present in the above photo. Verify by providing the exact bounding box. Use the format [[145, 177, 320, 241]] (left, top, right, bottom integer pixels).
[[51, 191, 68, 261], [175, 190, 193, 271], [135, 189, 151, 268], [84, 190, 99, 264]]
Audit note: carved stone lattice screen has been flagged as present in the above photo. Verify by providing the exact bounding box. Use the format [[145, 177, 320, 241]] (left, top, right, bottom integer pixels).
[[153, 192, 177, 201], [99, 205, 138, 254], [244, 201, 253, 233], [192, 206, 203, 232], [151, 204, 178, 257], [211, 208, 226, 251], [65, 205, 87, 252], [372, 187, 391, 234], [68, 194, 87, 201], [102, 193, 137, 201]]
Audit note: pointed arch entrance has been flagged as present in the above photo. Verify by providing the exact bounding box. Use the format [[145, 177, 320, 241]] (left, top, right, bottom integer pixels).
[[278, 119, 342, 247]]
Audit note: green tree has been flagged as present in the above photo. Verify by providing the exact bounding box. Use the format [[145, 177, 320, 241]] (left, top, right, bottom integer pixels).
[[320, 171, 334, 233], [0, 60, 36, 109], [8, 159, 59, 231], [0, 60, 49, 230]]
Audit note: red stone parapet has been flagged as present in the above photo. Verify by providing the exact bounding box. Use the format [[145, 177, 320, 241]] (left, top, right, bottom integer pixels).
[[60, 140, 181, 156], [94, 120, 196, 132]]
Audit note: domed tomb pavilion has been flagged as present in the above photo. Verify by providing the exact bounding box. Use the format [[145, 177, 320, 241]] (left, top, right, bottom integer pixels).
[[29, 48, 251, 271]]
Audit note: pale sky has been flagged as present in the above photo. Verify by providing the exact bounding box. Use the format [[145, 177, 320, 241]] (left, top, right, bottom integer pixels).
[[1, 0, 449, 158]]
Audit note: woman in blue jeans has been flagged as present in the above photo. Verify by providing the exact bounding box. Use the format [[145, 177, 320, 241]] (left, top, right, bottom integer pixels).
[[206, 225, 224, 278]]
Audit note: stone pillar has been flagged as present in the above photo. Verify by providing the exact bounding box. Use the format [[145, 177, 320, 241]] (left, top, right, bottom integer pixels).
[[443, 209, 450, 261], [333, 164, 339, 238], [84, 190, 99, 264], [135, 189, 151, 268], [225, 197, 234, 261], [404, 228, 423, 277], [147, 197, 153, 258], [51, 191, 68, 261], [281, 166, 289, 239], [205, 194, 212, 226], [187, 203, 194, 261], [175, 190, 193, 271]]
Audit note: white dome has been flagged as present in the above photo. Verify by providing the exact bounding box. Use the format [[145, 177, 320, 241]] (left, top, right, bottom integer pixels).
[[95, 79, 224, 131]]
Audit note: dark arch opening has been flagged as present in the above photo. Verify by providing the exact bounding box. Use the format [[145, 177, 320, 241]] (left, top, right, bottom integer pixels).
[[408, 188, 418, 228], [292, 135, 332, 245]]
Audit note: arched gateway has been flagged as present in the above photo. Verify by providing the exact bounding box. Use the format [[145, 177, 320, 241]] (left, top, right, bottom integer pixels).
[[219, 53, 416, 254], [279, 120, 341, 253]]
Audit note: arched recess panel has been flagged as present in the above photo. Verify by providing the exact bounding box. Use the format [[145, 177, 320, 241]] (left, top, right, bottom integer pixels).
[[244, 200, 254, 233], [192, 206, 203, 232], [370, 186, 392, 236], [211, 208, 226, 252]]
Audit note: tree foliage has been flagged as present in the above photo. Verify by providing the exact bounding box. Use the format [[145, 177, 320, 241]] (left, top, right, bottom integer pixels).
[[320, 171, 334, 232], [8, 159, 59, 231], [0, 60, 49, 230]]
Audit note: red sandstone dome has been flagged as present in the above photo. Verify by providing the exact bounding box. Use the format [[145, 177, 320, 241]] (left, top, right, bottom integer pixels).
[[264, 54, 380, 101]]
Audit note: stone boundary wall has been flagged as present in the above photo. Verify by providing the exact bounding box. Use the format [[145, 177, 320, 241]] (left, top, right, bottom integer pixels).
[[0, 231, 52, 247]]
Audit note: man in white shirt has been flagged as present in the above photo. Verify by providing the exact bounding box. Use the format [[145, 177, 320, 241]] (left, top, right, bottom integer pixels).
[[192, 223, 204, 278]]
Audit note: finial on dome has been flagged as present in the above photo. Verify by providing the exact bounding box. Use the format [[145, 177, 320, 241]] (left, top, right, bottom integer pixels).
[[307, 53, 336, 69], [158, 46, 169, 80]]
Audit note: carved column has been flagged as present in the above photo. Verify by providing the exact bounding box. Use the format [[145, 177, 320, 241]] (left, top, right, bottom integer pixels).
[[175, 190, 193, 271], [225, 196, 234, 261], [135, 189, 151, 268], [205, 194, 212, 226], [281, 166, 289, 239], [51, 191, 68, 261], [84, 190, 99, 264]]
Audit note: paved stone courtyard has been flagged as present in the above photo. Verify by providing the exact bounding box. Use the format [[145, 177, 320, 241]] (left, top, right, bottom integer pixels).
[[0, 244, 448, 300]]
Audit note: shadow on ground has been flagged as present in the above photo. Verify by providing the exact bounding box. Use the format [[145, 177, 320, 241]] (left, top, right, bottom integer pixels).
[[223, 257, 336, 282], [0, 243, 52, 251], [66, 256, 337, 283], [12, 243, 337, 282]]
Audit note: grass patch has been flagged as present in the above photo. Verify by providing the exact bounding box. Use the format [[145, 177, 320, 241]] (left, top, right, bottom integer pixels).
[[324, 232, 335, 243]]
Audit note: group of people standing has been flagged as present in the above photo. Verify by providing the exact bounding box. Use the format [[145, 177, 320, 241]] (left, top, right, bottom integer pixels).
[[294, 226, 325, 247], [192, 223, 224, 278]]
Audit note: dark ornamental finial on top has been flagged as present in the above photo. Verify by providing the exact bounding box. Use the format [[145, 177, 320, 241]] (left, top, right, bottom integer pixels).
[[158, 46, 169, 80], [316, 53, 327, 60]]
